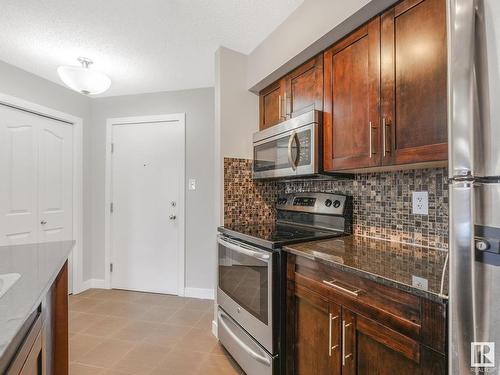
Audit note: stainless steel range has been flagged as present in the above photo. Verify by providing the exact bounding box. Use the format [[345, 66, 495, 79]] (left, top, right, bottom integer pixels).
[[217, 192, 352, 375]]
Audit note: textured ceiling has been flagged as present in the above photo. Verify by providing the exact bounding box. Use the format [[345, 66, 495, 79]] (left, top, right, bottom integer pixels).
[[0, 0, 303, 96]]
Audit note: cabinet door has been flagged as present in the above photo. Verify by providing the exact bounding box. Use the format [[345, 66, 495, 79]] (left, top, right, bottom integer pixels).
[[293, 284, 340, 375], [381, 0, 447, 165], [19, 331, 42, 375], [285, 54, 323, 119], [323, 18, 381, 171], [259, 79, 285, 130], [342, 309, 446, 375]]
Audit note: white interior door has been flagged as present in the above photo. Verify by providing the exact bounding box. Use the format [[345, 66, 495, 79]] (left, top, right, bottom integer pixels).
[[0, 105, 39, 244], [38, 117, 73, 242], [0, 103, 73, 252], [111, 120, 183, 294]]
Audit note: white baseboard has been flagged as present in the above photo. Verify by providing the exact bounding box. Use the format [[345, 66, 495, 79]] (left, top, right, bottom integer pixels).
[[77, 282, 213, 300], [212, 320, 218, 338], [78, 278, 107, 293], [184, 287, 214, 300]]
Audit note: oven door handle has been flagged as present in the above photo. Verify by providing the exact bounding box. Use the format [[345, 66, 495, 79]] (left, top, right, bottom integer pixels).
[[217, 237, 270, 261], [218, 309, 272, 367]]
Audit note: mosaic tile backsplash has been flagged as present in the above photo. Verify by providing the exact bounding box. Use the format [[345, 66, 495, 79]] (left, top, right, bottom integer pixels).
[[224, 158, 279, 225], [223, 157, 449, 250]]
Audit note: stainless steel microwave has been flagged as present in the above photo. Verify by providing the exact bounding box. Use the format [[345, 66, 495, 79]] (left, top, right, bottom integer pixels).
[[253, 110, 320, 179]]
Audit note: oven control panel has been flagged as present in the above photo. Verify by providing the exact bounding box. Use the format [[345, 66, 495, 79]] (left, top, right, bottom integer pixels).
[[276, 192, 348, 216]]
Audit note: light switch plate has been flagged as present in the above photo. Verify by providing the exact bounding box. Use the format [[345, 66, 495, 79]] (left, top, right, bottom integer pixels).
[[412, 191, 428, 215], [412, 275, 429, 291], [189, 178, 196, 191]]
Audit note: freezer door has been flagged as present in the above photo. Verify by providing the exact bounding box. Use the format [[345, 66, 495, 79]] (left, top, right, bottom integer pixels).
[[448, 0, 500, 178], [449, 181, 476, 374], [447, 0, 476, 178]]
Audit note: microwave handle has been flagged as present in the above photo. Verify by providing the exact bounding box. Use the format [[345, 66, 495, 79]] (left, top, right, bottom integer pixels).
[[287, 131, 299, 171], [217, 237, 270, 262]]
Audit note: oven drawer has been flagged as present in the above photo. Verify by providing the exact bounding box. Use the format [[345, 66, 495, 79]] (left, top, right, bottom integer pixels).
[[218, 307, 276, 375]]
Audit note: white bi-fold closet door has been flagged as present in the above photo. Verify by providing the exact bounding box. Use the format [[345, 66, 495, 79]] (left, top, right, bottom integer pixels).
[[0, 104, 73, 245]]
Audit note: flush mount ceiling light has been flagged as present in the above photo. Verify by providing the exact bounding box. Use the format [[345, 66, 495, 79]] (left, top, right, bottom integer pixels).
[[57, 57, 111, 95]]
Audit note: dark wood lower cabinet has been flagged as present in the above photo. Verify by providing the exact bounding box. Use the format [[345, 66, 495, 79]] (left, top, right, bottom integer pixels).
[[52, 262, 68, 375], [294, 284, 341, 375], [7, 316, 43, 375], [19, 331, 42, 375], [287, 255, 447, 375]]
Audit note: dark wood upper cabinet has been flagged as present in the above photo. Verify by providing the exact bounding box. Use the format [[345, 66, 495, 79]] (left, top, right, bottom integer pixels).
[[381, 0, 448, 165], [284, 54, 324, 119], [323, 18, 381, 172], [259, 55, 323, 130], [258, 0, 447, 169], [259, 79, 285, 130]]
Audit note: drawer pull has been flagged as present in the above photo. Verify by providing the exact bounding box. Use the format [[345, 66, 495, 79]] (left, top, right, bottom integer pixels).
[[323, 279, 362, 297]]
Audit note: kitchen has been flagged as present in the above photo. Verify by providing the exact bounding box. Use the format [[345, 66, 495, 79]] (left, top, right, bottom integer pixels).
[[0, 0, 498, 374]]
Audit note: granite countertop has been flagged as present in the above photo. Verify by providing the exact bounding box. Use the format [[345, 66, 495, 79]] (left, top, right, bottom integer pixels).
[[284, 235, 448, 302], [0, 241, 74, 360]]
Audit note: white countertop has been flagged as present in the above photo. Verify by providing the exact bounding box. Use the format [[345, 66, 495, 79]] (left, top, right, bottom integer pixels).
[[0, 241, 74, 360]]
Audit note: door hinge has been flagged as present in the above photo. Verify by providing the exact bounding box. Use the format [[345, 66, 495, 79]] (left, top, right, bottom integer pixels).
[[110, 263, 113, 273], [111, 143, 115, 153], [110, 202, 114, 213]]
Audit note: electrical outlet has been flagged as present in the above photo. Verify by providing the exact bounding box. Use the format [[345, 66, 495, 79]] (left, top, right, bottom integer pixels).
[[412, 191, 428, 215], [189, 179, 196, 191], [412, 275, 429, 291]]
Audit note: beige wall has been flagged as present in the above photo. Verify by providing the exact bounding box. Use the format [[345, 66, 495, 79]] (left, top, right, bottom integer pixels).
[[217, 47, 259, 161], [89, 88, 216, 293], [247, 0, 398, 92], [214, 47, 259, 227]]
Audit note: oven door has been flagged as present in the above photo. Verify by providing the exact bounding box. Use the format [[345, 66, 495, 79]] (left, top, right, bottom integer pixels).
[[217, 235, 274, 353], [253, 123, 317, 179]]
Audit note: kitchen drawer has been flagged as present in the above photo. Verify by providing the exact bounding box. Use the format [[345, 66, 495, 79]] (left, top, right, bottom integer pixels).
[[293, 255, 421, 336]]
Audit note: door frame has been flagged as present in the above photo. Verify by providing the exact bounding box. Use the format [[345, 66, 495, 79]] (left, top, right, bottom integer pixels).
[[0, 92, 84, 294], [104, 114, 186, 296]]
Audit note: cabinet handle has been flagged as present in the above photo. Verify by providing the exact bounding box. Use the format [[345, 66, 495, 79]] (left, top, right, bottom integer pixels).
[[382, 117, 391, 156], [323, 279, 362, 297], [328, 313, 339, 357], [284, 92, 288, 119], [278, 95, 282, 120], [382, 117, 386, 155], [369, 121, 373, 157], [342, 320, 353, 366]]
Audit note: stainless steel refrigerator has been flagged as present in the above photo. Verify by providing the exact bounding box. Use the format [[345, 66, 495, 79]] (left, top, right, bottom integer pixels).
[[448, 0, 500, 373]]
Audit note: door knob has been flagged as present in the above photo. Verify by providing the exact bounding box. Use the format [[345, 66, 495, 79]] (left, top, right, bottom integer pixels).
[[169, 215, 176, 220], [40, 220, 47, 225]]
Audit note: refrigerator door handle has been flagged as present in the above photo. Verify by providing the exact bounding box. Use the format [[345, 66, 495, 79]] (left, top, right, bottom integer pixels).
[[449, 181, 476, 374], [447, 0, 476, 178]]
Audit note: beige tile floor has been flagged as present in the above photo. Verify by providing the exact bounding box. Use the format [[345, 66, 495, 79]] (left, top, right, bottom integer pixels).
[[69, 289, 244, 375]]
